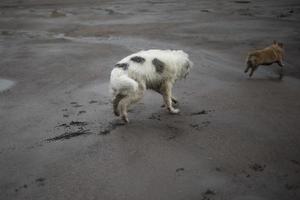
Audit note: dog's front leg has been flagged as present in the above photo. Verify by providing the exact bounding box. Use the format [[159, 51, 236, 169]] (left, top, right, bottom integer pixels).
[[153, 88, 178, 107], [277, 60, 284, 79], [161, 81, 180, 114], [160, 96, 178, 108]]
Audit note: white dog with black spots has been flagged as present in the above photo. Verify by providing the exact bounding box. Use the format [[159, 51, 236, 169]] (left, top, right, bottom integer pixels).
[[110, 49, 193, 123]]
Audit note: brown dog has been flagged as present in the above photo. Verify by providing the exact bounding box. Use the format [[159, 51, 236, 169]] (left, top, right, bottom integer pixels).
[[245, 41, 285, 79]]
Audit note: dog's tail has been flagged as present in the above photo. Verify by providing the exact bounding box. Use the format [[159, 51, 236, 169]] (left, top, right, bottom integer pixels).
[[110, 68, 139, 115]]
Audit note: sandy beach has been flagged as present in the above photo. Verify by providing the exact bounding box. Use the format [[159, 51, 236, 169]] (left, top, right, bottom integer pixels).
[[1, 0, 300, 199]]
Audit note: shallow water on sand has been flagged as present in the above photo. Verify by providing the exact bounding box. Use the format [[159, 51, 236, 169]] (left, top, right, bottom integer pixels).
[[0, 78, 15, 92]]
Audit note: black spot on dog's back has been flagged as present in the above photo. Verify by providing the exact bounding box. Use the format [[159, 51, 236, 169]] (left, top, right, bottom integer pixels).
[[152, 58, 164, 73], [130, 56, 145, 64], [115, 63, 129, 70]]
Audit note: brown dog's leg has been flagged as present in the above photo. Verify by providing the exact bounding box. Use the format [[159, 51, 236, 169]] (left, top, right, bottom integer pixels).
[[161, 81, 179, 114], [244, 66, 250, 73], [277, 60, 284, 79], [249, 66, 258, 77], [277, 60, 284, 67], [245, 60, 252, 74]]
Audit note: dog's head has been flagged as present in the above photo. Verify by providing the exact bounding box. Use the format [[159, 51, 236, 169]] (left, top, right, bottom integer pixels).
[[272, 40, 285, 57], [272, 40, 284, 49]]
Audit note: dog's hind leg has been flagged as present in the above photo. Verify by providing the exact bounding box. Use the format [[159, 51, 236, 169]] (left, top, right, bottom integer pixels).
[[245, 60, 253, 73], [244, 67, 250, 73], [244, 65, 250, 73], [112, 94, 126, 116], [161, 81, 180, 114], [118, 84, 145, 123], [249, 65, 258, 77], [118, 97, 131, 123]]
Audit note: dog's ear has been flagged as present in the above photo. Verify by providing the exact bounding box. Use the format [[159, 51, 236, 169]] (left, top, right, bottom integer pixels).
[[273, 40, 277, 45], [278, 42, 284, 48]]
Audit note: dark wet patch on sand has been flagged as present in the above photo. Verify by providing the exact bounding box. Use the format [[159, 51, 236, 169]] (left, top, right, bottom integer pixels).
[[15, 177, 46, 192], [99, 121, 125, 135], [249, 163, 266, 172], [190, 121, 210, 130], [35, 177, 46, 186], [89, 100, 98, 104], [201, 189, 216, 200], [49, 121, 91, 141], [165, 125, 181, 140], [105, 8, 115, 15], [1, 30, 14, 36], [69, 121, 88, 126], [277, 9, 294, 18], [69, 102, 83, 108], [77, 110, 87, 115], [15, 184, 28, 193], [56, 121, 88, 128], [234, 0, 251, 4], [148, 113, 161, 121], [73, 104, 83, 108], [285, 183, 299, 191], [201, 9, 212, 13], [50, 10, 66, 18], [57, 123, 71, 128], [47, 129, 92, 141], [290, 159, 300, 166], [241, 170, 251, 178], [215, 167, 222, 172], [176, 167, 185, 172], [237, 8, 254, 16], [190, 109, 214, 116]]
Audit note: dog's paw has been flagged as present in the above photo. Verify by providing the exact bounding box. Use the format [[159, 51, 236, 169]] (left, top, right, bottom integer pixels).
[[122, 115, 129, 123], [170, 108, 180, 114]]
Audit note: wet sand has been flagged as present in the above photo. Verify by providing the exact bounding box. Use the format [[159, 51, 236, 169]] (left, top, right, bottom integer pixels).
[[1, 0, 300, 199]]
